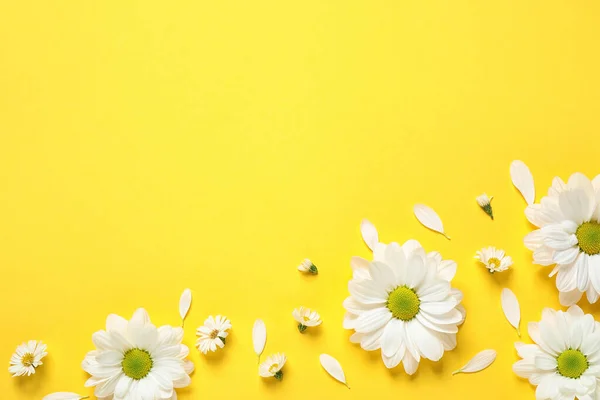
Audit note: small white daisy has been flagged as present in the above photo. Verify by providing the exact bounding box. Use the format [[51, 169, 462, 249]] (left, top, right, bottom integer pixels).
[[292, 307, 322, 333], [297, 258, 318, 274], [513, 306, 600, 400], [9, 340, 47, 377], [196, 315, 232, 354], [475, 246, 513, 273], [476, 193, 494, 220], [259, 353, 286, 381]]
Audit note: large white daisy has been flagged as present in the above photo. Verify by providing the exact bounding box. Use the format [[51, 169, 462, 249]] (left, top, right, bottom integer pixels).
[[513, 306, 600, 400], [524, 173, 600, 305], [82, 308, 194, 400], [343, 239, 465, 374]]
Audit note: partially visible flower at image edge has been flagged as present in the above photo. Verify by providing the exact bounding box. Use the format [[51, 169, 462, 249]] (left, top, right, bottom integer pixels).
[[9, 340, 47, 377]]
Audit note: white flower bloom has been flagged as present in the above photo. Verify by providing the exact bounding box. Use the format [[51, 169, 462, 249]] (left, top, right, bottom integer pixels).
[[196, 315, 232, 355], [344, 239, 465, 374], [513, 306, 600, 400], [292, 307, 322, 333], [9, 340, 47, 377], [82, 308, 194, 400], [476, 193, 494, 220], [259, 353, 286, 380], [524, 173, 600, 305], [297, 258, 318, 274], [475, 246, 513, 273]]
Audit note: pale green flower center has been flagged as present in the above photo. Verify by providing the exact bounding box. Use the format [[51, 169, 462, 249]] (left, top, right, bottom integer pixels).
[[488, 257, 501, 269], [21, 353, 34, 367], [557, 349, 588, 379], [387, 286, 420, 321], [576, 222, 600, 255], [122, 348, 153, 380]]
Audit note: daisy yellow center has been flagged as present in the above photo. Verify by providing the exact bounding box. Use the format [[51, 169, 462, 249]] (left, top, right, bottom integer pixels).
[[302, 316, 310, 322], [21, 353, 35, 367], [576, 222, 600, 255], [268, 363, 279, 374], [488, 257, 501, 268], [557, 349, 588, 379], [209, 329, 219, 339], [122, 348, 153, 380], [387, 286, 420, 321]]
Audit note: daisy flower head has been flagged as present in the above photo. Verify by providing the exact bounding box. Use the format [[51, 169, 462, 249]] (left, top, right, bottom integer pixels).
[[292, 307, 322, 333], [259, 353, 286, 381], [344, 239, 465, 374], [475, 246, 513, 273], [9, 340, 47, 377], [82, 308, 194, 400], [513, 306, 600, 400], [297, 258, 318, 274], [196, 315, 232, 354], [524, 173, 600, 305], [476, 193, 494, 220]]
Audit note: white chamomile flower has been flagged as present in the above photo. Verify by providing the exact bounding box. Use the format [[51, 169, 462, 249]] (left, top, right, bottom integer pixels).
[[513, 306, 600, 400], [297, 258, 318, 274], [344, 239, 465, 374], [475, 246, 513, 273], [259, 353, 286, 381], [9, 340, 47, 377], [476, 193, 494, 220], [82, 308, 194, 400], [196, 315, 232, 354], [524, 173, 600, 306], [292, 307, 322, 333]]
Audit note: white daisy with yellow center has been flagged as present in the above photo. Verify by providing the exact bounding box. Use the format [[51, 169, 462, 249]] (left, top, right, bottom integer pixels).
[[9, 340, 47, 377], [82, 308, 194, 400], [344, 239, 465, 374], [475, 246, 513, 273], [292, 307, 322, 333], [513, 306, 600, 399], [259, 353, 286, 381], [524, 173, 600, 305], [196, 315, 232, 355]]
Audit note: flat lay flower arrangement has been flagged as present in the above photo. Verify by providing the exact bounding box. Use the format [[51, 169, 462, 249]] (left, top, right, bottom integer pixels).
[[8, 160, 600, 400]]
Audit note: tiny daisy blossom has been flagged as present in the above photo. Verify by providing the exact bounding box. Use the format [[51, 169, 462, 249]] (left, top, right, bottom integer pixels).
[[344, 239, 465, 374], [297, 259, 318, 274], [475, 246, 513, 273], [292, 307, 322, 333], [259, 353, 286, 381], [513, 306, 600, 400], [524, 173, 600, 306], [476, 193, 494, 220], [82, 308, 194, 400], [9, 340, 47, 377], [196, 315, 232, 354]]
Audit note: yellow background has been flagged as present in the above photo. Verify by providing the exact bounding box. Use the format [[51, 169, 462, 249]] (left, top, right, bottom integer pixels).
[[1, 1, 600, 399]]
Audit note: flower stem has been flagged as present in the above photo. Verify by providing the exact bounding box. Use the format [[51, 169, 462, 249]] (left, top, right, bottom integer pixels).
[[274, 370, 283, 381], [452, 370, 462, 376], [309, 264, 318, 274], [297, 323, 307, 333]]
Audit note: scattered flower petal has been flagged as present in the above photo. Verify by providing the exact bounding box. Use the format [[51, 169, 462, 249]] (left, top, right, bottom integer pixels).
[[196, 315, 232, 354], [501, 288, 521, 336], [319, 354, 349, 388], [9, 340, 47, 377], [259, 353, 286, 380], [475, 246, 513, 273], [476, 194, 494, 220], [360, 219, 379, 251], [453, 349, 496, 375], [413, 204, 450, 240], [292, 307, 322, 333], [179, 288, 192, 327], [43, 393, 88, 400], [298, 258, 318, 274], [510, 160, 535, 205], [253, 319, 267, 361]]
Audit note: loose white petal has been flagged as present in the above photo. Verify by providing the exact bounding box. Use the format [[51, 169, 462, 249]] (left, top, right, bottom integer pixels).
[[510, 160, 535, 205], [360, 219, 378, 251], [413, 204, 450, 240], [179, 288, 192, 327], [501, 288, 521, 336], [319, 354, 349, 388], [43, 393, 88, 400], [253, 319, 267, 361], [453, 349, 497, 375]]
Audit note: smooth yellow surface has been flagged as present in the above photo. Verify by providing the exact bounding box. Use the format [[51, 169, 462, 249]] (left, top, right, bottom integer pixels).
[[1, 1, 600, 399]]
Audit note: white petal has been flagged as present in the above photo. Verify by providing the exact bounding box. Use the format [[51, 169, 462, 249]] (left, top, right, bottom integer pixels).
[[510, 160, 535, 205], [588, 256, 600, 293], [534, 353, 557, 371], [360, 219, 378, 252], [559, 189, 592, 225], [319, 354, 349, 388], [576, 254, 590, 292], [437, 260, 457, 282], [559, 289, 583, 307], [178, 289, 192, 326], [353, 308, 392, 334], [42, 393, 87, 400], [402, 351, 419, 375], [413, 204, 450, 240], [350, 256, 371, 280], [409, 320, 444, 361], [252, 319, 267, 359], [501, 288, 521, 337], [381, 319, 403, 357], [453, 350, 496, 375]]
